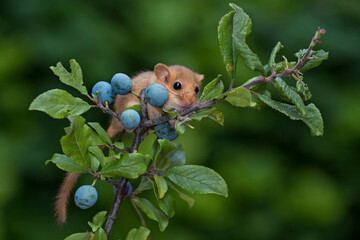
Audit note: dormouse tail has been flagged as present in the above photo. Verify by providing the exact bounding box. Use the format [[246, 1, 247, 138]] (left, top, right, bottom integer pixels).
[[55, 172, 80, 224]]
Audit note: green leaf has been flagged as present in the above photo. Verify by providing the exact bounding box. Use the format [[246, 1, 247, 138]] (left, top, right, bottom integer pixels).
[[50, 59, 88, 95], [60, 116, 92, 168], [46, 153, 88, 173], [199, 75, 224, 102], [64, 232, 91, 240], [136, 176, 153, 193], [296, 80, 312, 101], [154, 175, 168, 199], [101, 153, 147, 179], [257, 93, 324, 136], [295, 49, 329, 72], [89, 146, 106, 168], [93, 228, 107, 240], [273, 78, 307, 115], [92, 211, 107, 226], [175, 120, 187, 135], [167, 165, 228, 197], [113, 142, 125, 150], [124, 104, 141, 112], [168, 181, 195, 209], [269, 42, 283, 69], [125, 226, 150, 240], [88, 221, 100, 232], [190, 107, 224, 125], [158, 192, 175, 218], [88, 122, 112, 146], [152, 139, 176, 168], [250, 90, 271, 110], [133, 198, 169, 232], [29, 89, 90, 119], [231, 4, 264, 73], [162, 108, 178, 120], [167, 143, 186, 167], [225, 87, 252, 107], [218, 9, 236, 78]]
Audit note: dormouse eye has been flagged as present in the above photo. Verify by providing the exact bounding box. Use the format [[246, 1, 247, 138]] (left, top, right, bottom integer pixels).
[[173, 82, 182, 90], [195, 86, 199, 94]]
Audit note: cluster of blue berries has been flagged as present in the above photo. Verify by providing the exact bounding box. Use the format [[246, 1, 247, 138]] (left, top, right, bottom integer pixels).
[[91, 73, 177, 140], [92, 73, 133, 105]]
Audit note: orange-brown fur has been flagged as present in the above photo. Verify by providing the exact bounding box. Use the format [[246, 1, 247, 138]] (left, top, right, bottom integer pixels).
[[55, 63, 203, 224], [55, 173, 80, 224]]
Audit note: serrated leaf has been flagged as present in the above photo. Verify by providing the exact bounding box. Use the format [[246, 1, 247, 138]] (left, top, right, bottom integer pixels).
[[199, 75, 224, 102], [190, 107, 224, 125], [64, 232, 91, 240], [296, 80, 312, 101], [167, 143, 186, 167], [50, 59, 88, 95], [218, 9, 236, 78], [60, 116, 92, 168], [273, 78, 307, 115], [225, 87, 252, 107], [125, 226, 150, 240], [133, 198, 169, 232], [168, 181, 195, 209], [269, 42, 283, 69], [231, 4, 264, 73], [152, 139, 176, 168], [158, 192, 175, 218], [29, 89, 90, 119], [92, 211, 107, 226], [88, 122, 112, 146], [101, 153, 147, 179], [257, 93, 323, 136], [93, 228, 107, 240], [167, 165, 228, 197], [295, 49, 329, 72], [46, 153, 88, 173], [154, 175, 168, 199], [89, 146, 106, 168]]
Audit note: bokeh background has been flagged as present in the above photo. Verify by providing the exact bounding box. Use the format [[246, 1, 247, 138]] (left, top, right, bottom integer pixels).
[[1, 0, 359, 239]]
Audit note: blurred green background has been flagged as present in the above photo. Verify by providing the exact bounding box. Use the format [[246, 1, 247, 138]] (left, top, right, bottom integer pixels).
[[1, 0, 359, 239]]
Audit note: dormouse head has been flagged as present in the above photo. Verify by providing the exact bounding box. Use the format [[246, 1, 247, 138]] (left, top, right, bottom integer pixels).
[[154, 63, 204, 111]]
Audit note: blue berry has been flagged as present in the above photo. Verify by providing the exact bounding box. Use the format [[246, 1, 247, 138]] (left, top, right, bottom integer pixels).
[[120, 109, 141, 130], [155, 122, 178, 141], [92, 81, 114, 105], [74, 185, 98, 209], [145, 83, 168, 107], [125, 182, 133, 198], [111, 73, 132, 95], [112, 182, 132, 198]]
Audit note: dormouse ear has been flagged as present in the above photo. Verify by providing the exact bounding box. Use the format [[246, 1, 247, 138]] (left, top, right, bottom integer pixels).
[[198, 74, 204, 82], [154, 63, 170, 83]]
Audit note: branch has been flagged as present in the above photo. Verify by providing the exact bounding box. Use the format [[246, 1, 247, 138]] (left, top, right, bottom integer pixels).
[[242, 27, 326, 89], [104, 177, 129, 238], [104, 90, 149, 238]]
